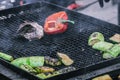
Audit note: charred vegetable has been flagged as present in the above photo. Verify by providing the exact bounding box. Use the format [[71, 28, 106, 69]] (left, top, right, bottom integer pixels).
[[17, 21, 44, 41], [57, 52, 73, 66], [20, 64, 37, 74], [88, 32, 104, 46], [92, 41, 113, 51], [107, 44, 120, 58], [109, 34, 120, 43], [92, 74, 112, 80], [35, 66, 55, 73], [36, 67, 76, 79], [0, 52, 13, 61], [44, 56, 61, 66], [11, 56, 44, 67]]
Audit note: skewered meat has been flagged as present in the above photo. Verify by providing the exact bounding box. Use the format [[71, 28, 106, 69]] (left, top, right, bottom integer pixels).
[[11, 56, 44, 67]]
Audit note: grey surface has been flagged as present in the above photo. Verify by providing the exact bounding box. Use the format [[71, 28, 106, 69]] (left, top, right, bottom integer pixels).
[[77, 0, 118, 25], [0, 0, 119, 80]]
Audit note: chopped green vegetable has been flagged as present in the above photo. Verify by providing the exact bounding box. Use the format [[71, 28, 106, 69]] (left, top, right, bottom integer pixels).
[[20, 64, 37, 74], [0, 52, 13, 61], [88, 32, 104, 46], [107, 44, 120, 58], [103, 53, 113, 59], [92, 41, 113, 51], [11, 56, 44, 67]]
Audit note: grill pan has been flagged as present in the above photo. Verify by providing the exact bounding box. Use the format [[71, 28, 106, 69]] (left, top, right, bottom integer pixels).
[[0, 1, 120, 80]]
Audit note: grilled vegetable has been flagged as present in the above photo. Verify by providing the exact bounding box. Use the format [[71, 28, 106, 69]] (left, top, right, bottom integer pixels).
[[88, 32, 104, 46], [20, 64, 37, 74], [92, 74, 112, 80], [44, 56, 61, 66], [92, 41, 113, 51], [44, 11, 74, 34], [36, 67, 76, 79], [0, 52, 13, 61], [35, 66, 55, 73], [36, 72, 60, 79], [17, 21, 44, 41], [109, 34, 120, 43], [11, 56, 44, 67], [103, 53, 113, 59], [57, 52, 73, 66], [107, 44, 120, 58]]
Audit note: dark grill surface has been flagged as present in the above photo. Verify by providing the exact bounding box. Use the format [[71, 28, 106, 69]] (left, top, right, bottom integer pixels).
[[0, 1, 120, 80]]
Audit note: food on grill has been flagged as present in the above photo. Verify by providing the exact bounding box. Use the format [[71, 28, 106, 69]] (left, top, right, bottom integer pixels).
[[88, 32, 104, 46], [92, 74, 112, 80], [20, 64, 37, 74], [107, 44, 120, 58], [103, 52, 113, 59], [10, 53, 74, 79], [11, 56, 44, 67], [88, 32, 120, 59], [44, 56, 61, 66], [0, 52, 13, 61], [57, 52, 74, 66], [109, 34, 120, 43], [44, 11, 74, 34], [17, 21, 44, 41], [36, 67, 76, 79], [92, 41, 113, 51], [35, 66, 55, 73]]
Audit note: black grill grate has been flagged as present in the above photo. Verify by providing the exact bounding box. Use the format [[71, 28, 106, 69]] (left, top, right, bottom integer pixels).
[[0, 1, 120, 80]]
